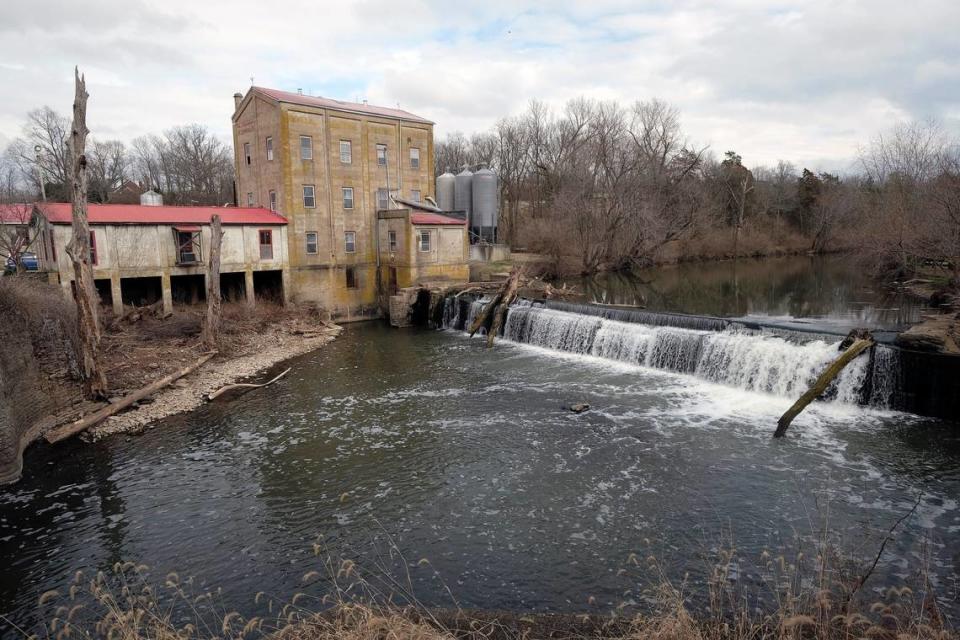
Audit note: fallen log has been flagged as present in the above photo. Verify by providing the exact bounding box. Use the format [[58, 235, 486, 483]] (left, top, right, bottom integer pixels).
[[467, 267, 523, 338], [774, 331, 874, 438], [487, 269, 523, 348], [45, 352, 217, 444], [207, 367, 291, 401]]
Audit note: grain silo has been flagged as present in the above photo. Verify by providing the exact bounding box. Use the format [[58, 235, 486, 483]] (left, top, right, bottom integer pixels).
[[471, 167, 498, 243], [454, 169, 473, 227], [436, 171, 456, 212]]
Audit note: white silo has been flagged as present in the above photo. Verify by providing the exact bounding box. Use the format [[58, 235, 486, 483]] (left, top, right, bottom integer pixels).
[[471, 167, 498, 243]]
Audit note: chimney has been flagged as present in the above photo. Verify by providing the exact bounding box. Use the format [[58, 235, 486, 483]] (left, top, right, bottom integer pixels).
[[233, 92, 243, 110]]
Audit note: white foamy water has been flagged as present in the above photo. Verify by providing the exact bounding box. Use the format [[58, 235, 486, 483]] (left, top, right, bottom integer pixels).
[[492, 305, 897, 408]]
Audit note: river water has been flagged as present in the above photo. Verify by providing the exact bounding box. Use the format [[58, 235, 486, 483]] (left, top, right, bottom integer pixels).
[[2, 259, 959, 633]]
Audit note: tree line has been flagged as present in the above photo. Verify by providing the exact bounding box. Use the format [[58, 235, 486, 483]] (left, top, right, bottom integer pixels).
[[436, 98, 960, 282], [0, 106, 234, 206]]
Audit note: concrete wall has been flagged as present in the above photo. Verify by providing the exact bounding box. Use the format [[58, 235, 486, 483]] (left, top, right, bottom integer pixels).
[[233, 93, 438, 320], [49, 223, 290, 313]]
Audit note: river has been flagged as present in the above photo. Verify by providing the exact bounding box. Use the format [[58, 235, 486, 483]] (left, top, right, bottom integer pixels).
[[1, 257, 958, 633]]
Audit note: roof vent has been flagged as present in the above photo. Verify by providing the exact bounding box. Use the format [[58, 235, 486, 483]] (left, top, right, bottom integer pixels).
[[140, 190, 163, 206]]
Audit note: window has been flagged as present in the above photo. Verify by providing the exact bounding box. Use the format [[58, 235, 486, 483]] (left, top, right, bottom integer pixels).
[[305, 231, 318, 254], [259, 229, 273, 260], [344, 231, 356, 253], [418, 230, 431, 252], [300, 135, 313, 160], [266, 137, 274, 161], [376, 188, 389, 211], [176, 229, 201, 264], [89, 230, 98, 265], [339, 140, 352, 164], [244, 142, 251, 165], [411, 189, 421, 203], [376, 143, 387, 166], [342, 187, 354, 209], [269, 190, 277, 212], [302, 185, 315, 208], [345, 266, 357, 289], [388, 230, 397, 252], [246, 192, 254, 206], [410, 147, 420, 169]]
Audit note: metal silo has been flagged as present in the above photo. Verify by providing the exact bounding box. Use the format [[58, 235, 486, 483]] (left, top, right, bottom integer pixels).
[[471, 167, 498, 243], [454, 169, 473, 226], [436, 171, 456, 211]]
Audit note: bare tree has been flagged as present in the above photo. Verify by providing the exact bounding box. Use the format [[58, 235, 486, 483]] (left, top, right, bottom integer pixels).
[[64, 69, 107, 400], [87, 139, 129, 202], [434, 131, 471, 175]]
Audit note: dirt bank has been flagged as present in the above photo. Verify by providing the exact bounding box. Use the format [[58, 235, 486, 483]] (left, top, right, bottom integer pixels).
[[87, 312, 341, 440]]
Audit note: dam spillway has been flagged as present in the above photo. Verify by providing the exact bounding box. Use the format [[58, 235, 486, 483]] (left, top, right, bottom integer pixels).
[[442, 296, 959, 419]]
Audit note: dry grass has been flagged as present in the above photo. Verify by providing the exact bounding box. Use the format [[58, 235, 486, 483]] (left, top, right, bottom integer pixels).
[[22, 530, 956, 640]]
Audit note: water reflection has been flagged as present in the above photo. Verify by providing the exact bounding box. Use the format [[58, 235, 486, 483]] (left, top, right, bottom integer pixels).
[[569, 255, 929, 330]]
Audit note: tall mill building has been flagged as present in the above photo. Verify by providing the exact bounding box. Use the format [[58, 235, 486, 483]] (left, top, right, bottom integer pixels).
[[232, 86, 468, 320]]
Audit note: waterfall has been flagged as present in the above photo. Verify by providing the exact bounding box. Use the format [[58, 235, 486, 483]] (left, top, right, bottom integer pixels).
[[495, 305, 896, 408]]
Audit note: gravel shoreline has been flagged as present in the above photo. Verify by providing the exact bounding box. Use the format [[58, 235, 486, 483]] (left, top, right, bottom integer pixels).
[[86, 324, 341, 441]]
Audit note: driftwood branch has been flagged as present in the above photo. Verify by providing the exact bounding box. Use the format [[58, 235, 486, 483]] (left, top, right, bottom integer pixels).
[[45, 352, 217, 444], [774, 330, 874, 437], [207, 367, 291, 401]]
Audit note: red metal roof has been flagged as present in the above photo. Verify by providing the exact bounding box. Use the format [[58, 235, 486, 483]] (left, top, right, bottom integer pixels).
[[250, 87, 433, 125], [0, 204, 33, 224], [410, 212, 466, 226], [40, 203, 288, 226]]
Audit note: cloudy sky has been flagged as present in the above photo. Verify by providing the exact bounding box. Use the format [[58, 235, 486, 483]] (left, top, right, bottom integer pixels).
[[1, 0, 958, 172]]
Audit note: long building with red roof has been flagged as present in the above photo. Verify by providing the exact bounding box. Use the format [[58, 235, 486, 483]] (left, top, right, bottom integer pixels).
[[33, 199, 290, 315]]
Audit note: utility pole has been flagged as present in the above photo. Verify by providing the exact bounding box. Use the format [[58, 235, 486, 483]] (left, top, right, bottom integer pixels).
[[34, 145, 47, 202]]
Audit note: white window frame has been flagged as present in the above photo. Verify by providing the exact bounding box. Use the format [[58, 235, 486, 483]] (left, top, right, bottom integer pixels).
[[411, 189, 421, 203], [266, 136, 274, 161], [376, 143, 387, 166], [410, 147, 420, 169], [340, 140, 352, 164], [419, 230, 431, 252], [376, 188, 389, 211], [342, 187, 354, 209], [344, 231, 356, 253], [243, 142, 251, 165], [302, 184, 316, 208], [246, 192, 254, 206], [388, 229, 397, 252], [305, 231, 318, 254], [269, 190, 277, 212], [300, 135, 313, 160]]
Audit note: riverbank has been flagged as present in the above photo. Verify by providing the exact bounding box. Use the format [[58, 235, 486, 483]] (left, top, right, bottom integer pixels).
[[87, 307, 342, 440]]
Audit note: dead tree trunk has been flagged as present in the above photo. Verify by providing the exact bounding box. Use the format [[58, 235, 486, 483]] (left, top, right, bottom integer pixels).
[[201, 214, 223, 349], [63, 68, 107, 400], [774, 330, 874, 438]]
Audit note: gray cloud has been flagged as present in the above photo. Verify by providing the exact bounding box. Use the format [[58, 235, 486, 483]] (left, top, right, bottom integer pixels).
[[0, 0, 957, 171]]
